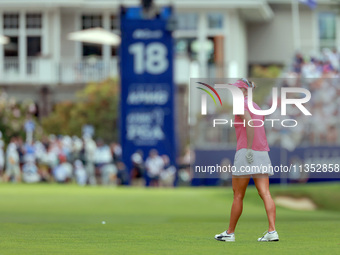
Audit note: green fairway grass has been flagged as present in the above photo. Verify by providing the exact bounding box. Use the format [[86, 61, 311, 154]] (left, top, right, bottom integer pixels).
[[0, 183, 339, 255]]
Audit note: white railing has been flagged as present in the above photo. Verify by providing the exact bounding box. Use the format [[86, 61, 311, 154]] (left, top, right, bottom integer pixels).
[[2, 57, 20, 83], [59, 58, 118, 84], [0, 56, 199, 85], [0, 57, 56, 84], [27, 58, 56, 83], [0, 57, 119, 85]]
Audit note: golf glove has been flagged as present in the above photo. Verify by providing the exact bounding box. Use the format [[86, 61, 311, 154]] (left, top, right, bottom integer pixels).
[[245, 149, 254, 164]]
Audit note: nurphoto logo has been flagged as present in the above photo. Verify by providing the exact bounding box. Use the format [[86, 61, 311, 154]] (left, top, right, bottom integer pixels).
[[195, 81, 312, 128]]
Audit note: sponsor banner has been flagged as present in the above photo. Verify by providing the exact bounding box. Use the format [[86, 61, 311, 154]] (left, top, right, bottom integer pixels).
[[120, 7, 176, 172]]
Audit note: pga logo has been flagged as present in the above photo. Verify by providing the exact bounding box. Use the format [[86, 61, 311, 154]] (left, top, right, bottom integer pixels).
[[197, 82, 312, 116]]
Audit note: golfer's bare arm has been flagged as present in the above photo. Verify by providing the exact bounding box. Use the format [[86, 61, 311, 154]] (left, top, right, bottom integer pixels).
[[238, 111, 254, 149]]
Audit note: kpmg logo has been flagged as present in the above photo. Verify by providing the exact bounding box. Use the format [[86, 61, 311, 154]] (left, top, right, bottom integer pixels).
[[127, 86, 169, 105], [195, 81, 312, 128]]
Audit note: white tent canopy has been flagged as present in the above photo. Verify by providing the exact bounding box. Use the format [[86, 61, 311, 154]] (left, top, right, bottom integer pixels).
[[68, 27, 121, 46], [0, 35, 9, 45]]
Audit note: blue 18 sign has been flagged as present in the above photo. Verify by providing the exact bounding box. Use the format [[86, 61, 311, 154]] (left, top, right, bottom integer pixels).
[[120, 7, 176, 173]]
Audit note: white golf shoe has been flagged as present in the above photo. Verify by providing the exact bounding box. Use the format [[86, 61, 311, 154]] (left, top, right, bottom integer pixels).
[[214, 231, 235, 242], [257, 231, 279, 242]]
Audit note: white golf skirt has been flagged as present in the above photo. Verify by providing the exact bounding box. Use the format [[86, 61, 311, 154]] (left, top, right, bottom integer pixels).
[[233, 149, 274, 176]]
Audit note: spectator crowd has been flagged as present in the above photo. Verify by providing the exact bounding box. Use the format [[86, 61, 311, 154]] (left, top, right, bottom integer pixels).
[[0, 132, 184, 186], [264, 48, 340, 150]]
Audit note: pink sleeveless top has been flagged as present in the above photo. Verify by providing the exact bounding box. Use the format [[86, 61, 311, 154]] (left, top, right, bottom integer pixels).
[[234, 97, 270, 151]]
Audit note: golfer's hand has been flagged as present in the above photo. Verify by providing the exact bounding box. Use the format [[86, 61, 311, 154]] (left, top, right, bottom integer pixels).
[[245, 149, 254, 164]]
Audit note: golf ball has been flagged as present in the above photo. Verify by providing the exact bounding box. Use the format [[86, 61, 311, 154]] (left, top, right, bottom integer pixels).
[[102, 221, 106, 224]]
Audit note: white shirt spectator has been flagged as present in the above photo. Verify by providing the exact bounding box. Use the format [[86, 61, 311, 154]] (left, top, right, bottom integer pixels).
[[6, 143, 19, 166], [22, 161, 40, 183], [74, 160, 87, 186], [34, 141, 47, 163], [5, 142, 21, 180], [84, 137, 97, 163], [0, 133, 4, 171], [72, 136, 83, 155], [46, 149, 59, 168], [145, 155, 164, 178], [53, 162, 73, 182], [94, 145, 112, 165]]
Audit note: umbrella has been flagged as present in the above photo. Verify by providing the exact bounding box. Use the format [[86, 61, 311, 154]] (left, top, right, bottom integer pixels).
[[68, 27, 121, 46], [0, 35, 9, 45]]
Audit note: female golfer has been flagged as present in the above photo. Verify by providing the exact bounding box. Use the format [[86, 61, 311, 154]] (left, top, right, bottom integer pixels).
[[214, 78, 279, 242]]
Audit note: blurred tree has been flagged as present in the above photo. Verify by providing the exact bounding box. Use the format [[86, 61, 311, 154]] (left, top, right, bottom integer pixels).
[[249, 64, 283, 105], [0, 91, 34, 144], [42, 79, 120, 142], [251, 64, 282, 79]]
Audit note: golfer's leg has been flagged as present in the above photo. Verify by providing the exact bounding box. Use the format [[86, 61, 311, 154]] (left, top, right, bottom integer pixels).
[[227, 176, 250, 234], [253, 175, 276, 232]]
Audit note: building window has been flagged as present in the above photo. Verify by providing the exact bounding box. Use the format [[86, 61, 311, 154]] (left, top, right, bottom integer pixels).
[[111, 46, 118, 56], [3, 13, 19, 29], [82, 15, 102, 29], [27, 36, 41, 56], [207, 13, 223, 29], [81, 15, 103, 57], [82, 43, 102, 57], [319, 12, 336, 49], [111, 14, 119, 30], [26, 13, 42, 29], [176, 13, 198, 30], [4, 36, 19, 57]]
